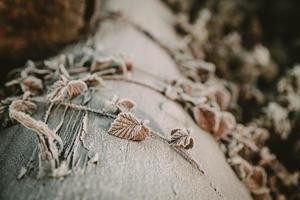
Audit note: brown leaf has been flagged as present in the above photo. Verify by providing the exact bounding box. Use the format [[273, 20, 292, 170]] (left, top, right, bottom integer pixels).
[[9, 100, 37, 115], [116, 98, 136, 112], [107, 95, 136, 113], [81, 74, 104, 87], [169, 128, 194, 149], [229, 156, 269, 195], [47, 76, 68, 102], [193, 104, 220, 134], [48, 76, 88, 101], [245, 166, 268, 194], [108, 112, 150, 141], [21, 76, 43, 94], [214, 88, 231, 110], [90, 57, 115, 72], [66, 80, 88, 99], [215, 112, 236, 138]]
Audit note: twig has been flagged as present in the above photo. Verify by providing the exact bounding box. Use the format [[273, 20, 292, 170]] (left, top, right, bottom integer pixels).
[[60, 102, 117, 119], [103, 76, 164, 93], [43, 102, 55, 123]]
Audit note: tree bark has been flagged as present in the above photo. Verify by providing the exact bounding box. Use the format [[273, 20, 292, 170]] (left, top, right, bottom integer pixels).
[[0, 0, 252, 199]]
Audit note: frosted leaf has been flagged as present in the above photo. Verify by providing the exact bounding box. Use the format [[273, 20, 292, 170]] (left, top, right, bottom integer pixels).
[[245, 166, 268, 195], [9, 100, 37, 115], [193, 103, 221, 134], [229, 156, 268, 195], [81, 74, 104, 87], [115, 98, 136, 112], [21, 76, 43, 94], [66, 80, 88, 99], [9, 99, 64, 178], [90, 57, 116, 72], [47, 76, 68, 102], [214, 88, 231, 110], [264, 103, 291, 139], [108, 95, 136, 112], [108, 112, 150, 141], [253, 44, 270, 67], [48, 76, 88, 102], [259, 147, 276, 167], [169, 128, 194, 149], [164, 85, 182, 100], [215, 112, 236, 138]]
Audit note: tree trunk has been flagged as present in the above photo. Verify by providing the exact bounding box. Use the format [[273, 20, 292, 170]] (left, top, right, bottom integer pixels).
[[0, 0, 252, 199]]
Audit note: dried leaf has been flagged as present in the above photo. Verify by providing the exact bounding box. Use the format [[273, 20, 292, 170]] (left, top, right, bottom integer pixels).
[[9, 100, 64, 178], [215, 112, 236, 138], [264, 103, 291, 139], [259, 147, 276, 167], [107, 95, 136, 113], [5, 79, 20, 87], [115, 98, 136, 112], [47, 76, 68, 102], [214, 88, 231, 110], [193, 103, 221, 134], [66, 80, 88, 99], [169, 128, 194, 149], [81, 74, 104, 87], [21, 76, 43, 94], [164, 85, 182, 100], [9, 99, 37, 115], [108, 112, 150, 141], [245, 166, 268, 195], [253, 44, 270, 67], [47, 76, 88, 102], [251, 125, 269, 147], [91, 57, 116, 72], [229, 156, 269, 195]]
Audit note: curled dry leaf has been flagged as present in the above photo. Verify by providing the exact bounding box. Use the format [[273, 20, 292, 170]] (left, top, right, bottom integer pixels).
[[259, 147, 276, 167], [66, 80, 88, 99], [81, 74, 104, 87], [169, 128, 194, 149], [263, 102, 291, 139], [90, 55, 132, 75], [9, 100, 64, 178], [47, 76, 68, 102], [114, 97, 136, 112], [245, 166, 268, 195], [214, 87, 231, 110], [251, 125, 269, 147], [48, 76, 88, 102], [188, 82, 231, 110], [108, 112, 150, 141], [90, 57, 116, 72], [193, 103, 236, 138], [107, 95, 136, 113], [193, 103, 221, 134], [21, 76, 43, 94], [164, 84, 183, 101], [229, 156, 269, 195], [116, 99, 136, 112], [9, 99, 37, 115], [216, 112, 236, 138]]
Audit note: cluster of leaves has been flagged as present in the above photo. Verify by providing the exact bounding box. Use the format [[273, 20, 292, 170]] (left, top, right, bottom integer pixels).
[[161, 0, 300, 199], [1, 47, 136, 179]]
